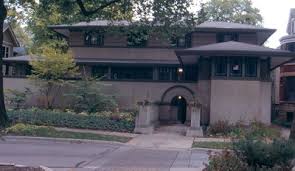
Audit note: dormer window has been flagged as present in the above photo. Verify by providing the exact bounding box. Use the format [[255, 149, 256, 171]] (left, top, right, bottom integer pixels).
[[84, 31, 104, 46], [217, 33, 239, 42]]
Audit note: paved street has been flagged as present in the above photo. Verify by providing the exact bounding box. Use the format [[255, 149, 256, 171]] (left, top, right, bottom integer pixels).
[[0, 137, 208, 171]]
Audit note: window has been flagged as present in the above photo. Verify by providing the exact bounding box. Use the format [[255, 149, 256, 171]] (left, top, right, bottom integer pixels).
[[229, 57, 243, 77], [92, 66, 108, 78], [245, 58, 258, 77], [214, 57, 227, 76], [1, 46, 9, 58], [112, 66, 153, 80], [159, 67, 177, 81], [170, 37, 189, 48], [84, 31, 104, 46], [217, 33, 239, 42]]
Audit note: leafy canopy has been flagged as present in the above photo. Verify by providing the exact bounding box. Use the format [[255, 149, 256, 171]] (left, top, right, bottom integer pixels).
[[198, 0, 263, 25], [30, 43, 78, 81]]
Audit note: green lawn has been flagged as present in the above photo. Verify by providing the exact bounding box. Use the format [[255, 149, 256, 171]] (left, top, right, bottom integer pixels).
[[5, 124, 132, 143], [192, 141, 232, 149]]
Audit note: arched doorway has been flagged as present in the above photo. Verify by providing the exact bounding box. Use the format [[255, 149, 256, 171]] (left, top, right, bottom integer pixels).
[[171, 96, 187, 124]]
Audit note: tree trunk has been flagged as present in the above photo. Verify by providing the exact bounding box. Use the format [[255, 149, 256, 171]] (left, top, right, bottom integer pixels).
[[0, 0, 8, 127], [290, 119, 295, 140]]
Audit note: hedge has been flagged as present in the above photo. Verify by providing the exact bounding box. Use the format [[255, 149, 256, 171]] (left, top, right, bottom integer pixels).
[[7, 109, 135, 132]]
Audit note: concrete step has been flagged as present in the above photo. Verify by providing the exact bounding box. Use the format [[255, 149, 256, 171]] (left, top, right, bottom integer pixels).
[[155, 124, 189, 135]]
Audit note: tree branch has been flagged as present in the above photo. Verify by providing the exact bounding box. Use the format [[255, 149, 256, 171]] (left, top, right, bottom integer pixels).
[[76, 0, 122, 16]]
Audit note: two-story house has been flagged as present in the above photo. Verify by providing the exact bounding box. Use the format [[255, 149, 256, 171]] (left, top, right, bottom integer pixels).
[[4, 20, 295, 135]]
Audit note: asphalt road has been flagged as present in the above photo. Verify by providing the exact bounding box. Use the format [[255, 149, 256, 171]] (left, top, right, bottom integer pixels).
[[0, 137, 208, 170]]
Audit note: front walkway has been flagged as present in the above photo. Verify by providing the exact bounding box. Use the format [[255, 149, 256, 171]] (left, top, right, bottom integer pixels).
[[127, 133, 194, 149]]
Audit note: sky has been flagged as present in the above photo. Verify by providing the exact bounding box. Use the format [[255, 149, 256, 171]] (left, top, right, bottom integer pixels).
[[250, 0, 295, 48]]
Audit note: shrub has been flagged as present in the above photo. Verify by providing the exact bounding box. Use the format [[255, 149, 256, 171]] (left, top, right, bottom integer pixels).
[[230, 121, 280, 140], [204, 150, 248, 171], [233, 139, 295, 170], [6, 123, 55, 136], [66, 77, 118, 113], [8, 108, 135, 132], [207, 120, 234, 136], [5, 88, 32, 109]]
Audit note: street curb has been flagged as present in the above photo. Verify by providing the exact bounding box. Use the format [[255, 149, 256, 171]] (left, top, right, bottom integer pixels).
[[2, 136, 125, 146], [191, 147, 223, 152]]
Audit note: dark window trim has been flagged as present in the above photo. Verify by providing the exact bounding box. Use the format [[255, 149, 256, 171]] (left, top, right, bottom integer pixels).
[[214, 57, 228, 76], [216, 32, 239, 43], [245, 57, 258, 77]]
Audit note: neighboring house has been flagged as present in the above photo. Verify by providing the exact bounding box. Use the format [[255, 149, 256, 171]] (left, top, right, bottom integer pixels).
[[275, 8, 295, 122], [2, 23, 30, 77], [4, 20, 295, 134]]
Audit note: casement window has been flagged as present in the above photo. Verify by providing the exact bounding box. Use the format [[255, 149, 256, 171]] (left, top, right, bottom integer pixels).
[[158, 67, 178, 81], [214, 57, 228, 76], [111, 66, 153, 80], [245, 58, 258, 77], [229, 57, 243, 77], [84, 31, 104, 46], [217, 33, 239, 42], [92, 66, 109, 78]]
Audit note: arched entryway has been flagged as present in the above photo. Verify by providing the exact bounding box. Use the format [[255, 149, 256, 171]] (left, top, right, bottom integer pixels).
[[171, 96, 187, 124]]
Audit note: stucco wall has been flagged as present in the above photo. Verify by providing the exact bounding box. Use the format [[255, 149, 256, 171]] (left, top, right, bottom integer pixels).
[[3, 78, 200, 120], [210, 80, 271, 124]]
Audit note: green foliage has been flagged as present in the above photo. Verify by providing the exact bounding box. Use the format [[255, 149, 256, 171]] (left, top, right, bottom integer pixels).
[[207, 120, 234, 136], [8, 108, 135, 132], [6, 123, 131, 142], [230, 121, 280, 140], [204, 150, 248, 171], [29, 43, 78, 109], [207, 121, 280, 140], [5, 88, 32, 109], [233, 139, 295, 170], [66, 77, 117, 113], [198, 0, 263, 25]]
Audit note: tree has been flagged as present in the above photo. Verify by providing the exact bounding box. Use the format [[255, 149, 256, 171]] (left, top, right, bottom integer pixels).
[[0, 0, 8, 127], [197, 0, 263, 25], [0, 0, 126, 126], [29, 43, 78, 109]]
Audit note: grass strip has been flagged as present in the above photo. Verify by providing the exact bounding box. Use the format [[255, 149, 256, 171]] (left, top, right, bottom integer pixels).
[[6, 123, 132, 143], [192, 141, 232, 149]]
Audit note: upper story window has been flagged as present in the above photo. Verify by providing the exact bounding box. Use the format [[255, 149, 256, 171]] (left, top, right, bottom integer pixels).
[[170, 37, 186, 48], [217, 33, 239, 42], [245, 58, 258, 77], [1, 46, 10, 58], [84, 31, 104, 46], [214, 57, 228, 76], [229, 57, 243, 77]]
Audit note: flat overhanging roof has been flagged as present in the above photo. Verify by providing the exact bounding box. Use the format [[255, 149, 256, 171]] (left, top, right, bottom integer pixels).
[[3, 56, 180, 66], [175, 41, 295, 70]]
